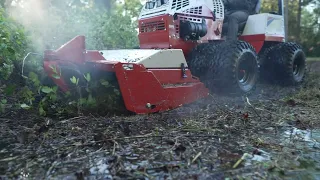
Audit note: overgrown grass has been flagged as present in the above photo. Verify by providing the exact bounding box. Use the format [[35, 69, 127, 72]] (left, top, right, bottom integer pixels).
[[294, 72, 320, 101], [307, 57, 320, 62]]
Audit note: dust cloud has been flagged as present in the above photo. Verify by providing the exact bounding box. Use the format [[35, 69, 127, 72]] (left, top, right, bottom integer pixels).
[[5, 0, 96, 52]]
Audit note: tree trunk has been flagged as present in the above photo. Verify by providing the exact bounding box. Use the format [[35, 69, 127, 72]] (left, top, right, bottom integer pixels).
[[297, 0, 302, 42], [284, 0, 289, 42]]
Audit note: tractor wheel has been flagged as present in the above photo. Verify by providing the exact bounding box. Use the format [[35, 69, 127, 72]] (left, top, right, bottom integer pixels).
[[259, 42, 306, 85], [206, 40, 259, 95], [186, 43, 213, 79], [187, 42, 222, 80], [257, 44, 277, 83]]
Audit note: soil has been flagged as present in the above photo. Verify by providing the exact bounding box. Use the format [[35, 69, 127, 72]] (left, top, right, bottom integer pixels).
[[307, 60, 320, 73], [0, 61, 319, 179]]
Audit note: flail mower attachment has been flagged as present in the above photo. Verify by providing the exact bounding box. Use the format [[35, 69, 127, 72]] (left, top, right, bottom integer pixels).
[[43, 36, 209, 114]]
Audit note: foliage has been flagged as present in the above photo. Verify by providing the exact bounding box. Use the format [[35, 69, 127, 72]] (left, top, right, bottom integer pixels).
[[260, 0, 320, 57], [0, 8, 31, 82], [87, 13, 139, 49], [117, 0, 143, 18], [10, 68, 127, 117], [0, 0, 141, 116], [3, 0, 140, 52], [300, 8, 320, 57]]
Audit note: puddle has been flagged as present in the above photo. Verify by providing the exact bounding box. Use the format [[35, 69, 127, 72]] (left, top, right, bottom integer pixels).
[[283, 127, 320, 143], [245, 127, 320, 180]]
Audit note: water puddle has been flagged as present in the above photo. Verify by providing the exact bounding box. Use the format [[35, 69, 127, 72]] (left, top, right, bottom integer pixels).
[[246, 127, 320, 179]]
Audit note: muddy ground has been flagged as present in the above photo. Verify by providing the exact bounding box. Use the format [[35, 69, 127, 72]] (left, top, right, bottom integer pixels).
[[0, 61, 319, 180]]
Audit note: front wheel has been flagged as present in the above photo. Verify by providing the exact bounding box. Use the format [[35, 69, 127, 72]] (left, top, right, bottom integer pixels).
[[206, 40, 259, 95]]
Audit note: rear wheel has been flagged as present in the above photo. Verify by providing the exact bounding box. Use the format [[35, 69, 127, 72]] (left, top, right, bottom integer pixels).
[[259, 42, 306, 85]]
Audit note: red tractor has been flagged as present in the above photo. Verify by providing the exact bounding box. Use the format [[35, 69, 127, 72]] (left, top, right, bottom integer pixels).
[[42, 0, 306, 114]]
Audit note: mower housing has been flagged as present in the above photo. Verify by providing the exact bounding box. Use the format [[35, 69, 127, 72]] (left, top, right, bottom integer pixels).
[[43, 36, 209, 114]]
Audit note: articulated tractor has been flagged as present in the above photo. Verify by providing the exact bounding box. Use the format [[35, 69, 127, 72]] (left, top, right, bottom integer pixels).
[[42, 0, 306, 114]]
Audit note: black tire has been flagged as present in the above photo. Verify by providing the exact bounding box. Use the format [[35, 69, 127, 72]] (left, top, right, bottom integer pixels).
[[258, 44, 279, 83], [186, 43, 214, 79], [205, 40, 259, 95], [40, 75, 55, 87], [259, 42, 306, 85]]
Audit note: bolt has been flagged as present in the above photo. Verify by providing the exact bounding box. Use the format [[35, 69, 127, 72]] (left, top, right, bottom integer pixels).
[[146, 103, 151, 109]]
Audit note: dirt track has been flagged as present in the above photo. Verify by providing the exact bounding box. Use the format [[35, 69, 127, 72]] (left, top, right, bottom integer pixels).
[[0, 61, 319, 179]]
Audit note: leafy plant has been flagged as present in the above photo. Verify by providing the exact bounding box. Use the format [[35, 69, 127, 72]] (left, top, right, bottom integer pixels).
[[0, 0, 139, 117], [0, 99, 7, 113], [0, 8, 31, 82]]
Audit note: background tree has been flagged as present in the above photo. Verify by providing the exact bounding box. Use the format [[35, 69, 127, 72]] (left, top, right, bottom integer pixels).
[[0, 0, 142, 84], [0, 7, 31, 83], [261, 0, 319, 57]]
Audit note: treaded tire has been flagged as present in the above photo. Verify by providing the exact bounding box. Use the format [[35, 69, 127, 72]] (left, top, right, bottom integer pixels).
[[186, 43, 216, 79], [205, 40, 259, 95], [259, 42, 306, 85]]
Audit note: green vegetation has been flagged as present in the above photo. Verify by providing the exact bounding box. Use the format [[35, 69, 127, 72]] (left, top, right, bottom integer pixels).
[[307, 57, 320, 61], [261, 0, 320, 57], [0, 0, 142, 116], [0, 8, 31, 81]]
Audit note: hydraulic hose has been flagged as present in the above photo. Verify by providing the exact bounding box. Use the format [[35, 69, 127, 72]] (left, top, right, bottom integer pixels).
[[21, 52, 43, 79]]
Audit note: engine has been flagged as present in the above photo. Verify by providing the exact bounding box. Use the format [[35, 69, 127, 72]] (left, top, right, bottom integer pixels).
[[138, 0, 225, 53]]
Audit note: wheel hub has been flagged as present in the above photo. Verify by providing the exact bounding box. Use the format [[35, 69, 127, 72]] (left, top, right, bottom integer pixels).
[[238, 69, 249, 83], [293, 64, 298, 75], [293, 58, 301, 76], [236, 53, 258, 92], [292, 52, 305, 81]]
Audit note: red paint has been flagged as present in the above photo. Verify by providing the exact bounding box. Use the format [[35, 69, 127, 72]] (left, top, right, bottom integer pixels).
[[249, 41, 264, 53], [138, 14, 198, 55], [138, 15, 170, 49], [240, 34, 265, 41], [43, 61, 69, 92], [138, 5, 223, 56], [43, 35, 209, 114], [114, 63, 208, 114], [148, 69, 199, 84], [240, 34, 284, 53], [240, 34, 284, 42], [53, 36, 86, 64]]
